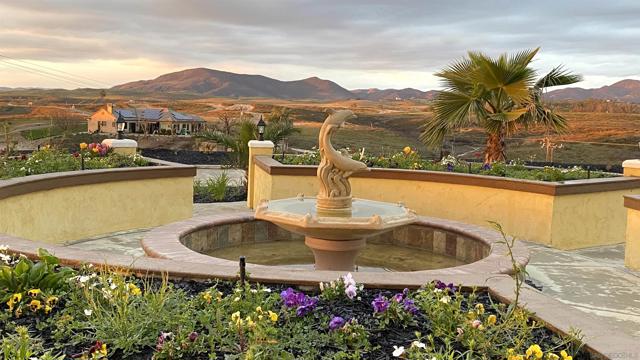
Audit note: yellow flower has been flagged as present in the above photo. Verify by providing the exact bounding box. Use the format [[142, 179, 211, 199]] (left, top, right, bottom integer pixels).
[[44, 305, 52, 315], [245, 316, 255, 327], [466, 310, 476, 320], [475, 303, 485, 314], [526, 344, 543, 360], [268, 310, 278, 323], [403, 146, 412, 155], [487, 314, 497, 325], [79, 143, 88, 150], [99, 343, 108, 356], [127, 283, 141, 296], [46, 296, 58, 306], [91, 147, 99, 153], [560, 351, 572, 360], [29, 299, 42, 312], [231, 311, 243, 326], [15, 308, 22, 317], [202, 292, 212, 303], [216, 291, 223, 302], [255, 306, 263, 314], [546, 354, 560, 360], [11, 293, 22, 303], [27, 289, 41, 297]]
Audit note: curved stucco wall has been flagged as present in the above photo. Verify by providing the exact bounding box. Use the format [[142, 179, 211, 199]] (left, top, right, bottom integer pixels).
[[250, 156, 640, 250], [0, 166, 195, 244]]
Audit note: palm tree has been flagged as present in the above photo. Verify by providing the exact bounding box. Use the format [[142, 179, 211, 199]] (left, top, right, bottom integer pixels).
[[264, 108, 300, 150], [198, 108, 300, 169], [420, 48, 582, 165]]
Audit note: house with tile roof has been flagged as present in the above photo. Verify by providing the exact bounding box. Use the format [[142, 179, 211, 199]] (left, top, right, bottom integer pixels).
[[88, 103, 206, 135]]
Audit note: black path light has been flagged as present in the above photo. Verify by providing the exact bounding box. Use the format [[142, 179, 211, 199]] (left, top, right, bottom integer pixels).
[[116, 117, 126, 140], [257, 115, 266, 141]]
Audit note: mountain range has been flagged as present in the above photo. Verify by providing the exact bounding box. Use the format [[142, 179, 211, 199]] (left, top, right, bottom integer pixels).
[[111, 68, 436, 101], [544, 79, 640, 103]]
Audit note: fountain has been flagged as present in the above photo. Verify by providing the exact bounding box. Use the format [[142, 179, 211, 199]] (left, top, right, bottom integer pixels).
[[255, 110, 417, 271]]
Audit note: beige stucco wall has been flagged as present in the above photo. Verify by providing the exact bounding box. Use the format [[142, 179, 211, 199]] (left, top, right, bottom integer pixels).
[[0, 177, 193, 244], [251, 164, 637, 249], [551, 189, 640, 249], [88, 108, 117, 134], [625, 208, 640, 270]]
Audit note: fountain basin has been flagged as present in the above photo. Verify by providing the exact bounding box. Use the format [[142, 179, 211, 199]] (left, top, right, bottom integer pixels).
[[141, 213, 528, 275], [254, 196, 417, 270]]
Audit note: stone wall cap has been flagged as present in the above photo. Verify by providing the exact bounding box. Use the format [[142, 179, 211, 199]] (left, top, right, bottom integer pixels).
[[248, 140, 274, 148], [622, 159, 640, 168], [102, 139, 138, 148]]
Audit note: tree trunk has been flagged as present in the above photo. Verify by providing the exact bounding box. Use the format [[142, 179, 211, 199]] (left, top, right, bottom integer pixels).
[[484, 131, 506, 165]]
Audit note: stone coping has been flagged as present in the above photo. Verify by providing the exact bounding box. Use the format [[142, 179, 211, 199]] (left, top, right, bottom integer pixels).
[[0, 232, 634, 358], [0, 165, 196, 200], [624, 194, 640, 211], [141, 212, 530, 276], [255, 156, 639, 196]]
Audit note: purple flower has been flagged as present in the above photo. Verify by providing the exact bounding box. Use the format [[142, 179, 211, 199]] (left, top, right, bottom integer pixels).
[[372, 294, 389, 313], [446, 163, 454, 172], [329, 316, 346, 330], [188, 331, 198, 342], [281, 288, 318, 317], [481, 163, 492, 171], [295, 296, 318, 317], [403, 299, 419, 315], [433, 280, 456, 293], [280, 288, 305, 308]]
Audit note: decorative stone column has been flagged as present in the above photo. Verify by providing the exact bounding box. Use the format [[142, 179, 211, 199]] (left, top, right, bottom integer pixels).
[[101, 139, 138, 155], [622, 159, 640, 177], [247, 140, 274, 209]]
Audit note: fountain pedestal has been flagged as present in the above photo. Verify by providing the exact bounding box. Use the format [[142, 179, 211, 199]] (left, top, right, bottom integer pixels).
[[304, 236, 366, 271], [253, 110, 417, 271]]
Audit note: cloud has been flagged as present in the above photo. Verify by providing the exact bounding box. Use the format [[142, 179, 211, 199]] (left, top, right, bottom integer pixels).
[[1, 0, 639, 89]]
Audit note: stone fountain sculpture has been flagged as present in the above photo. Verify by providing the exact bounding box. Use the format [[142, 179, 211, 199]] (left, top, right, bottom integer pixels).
[[255, 110, 417, 271]]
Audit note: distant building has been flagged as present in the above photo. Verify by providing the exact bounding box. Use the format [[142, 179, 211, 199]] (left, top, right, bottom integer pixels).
[[88, 103, 206, 135]]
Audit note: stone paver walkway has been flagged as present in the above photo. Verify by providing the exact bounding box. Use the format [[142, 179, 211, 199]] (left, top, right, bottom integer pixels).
[[67, 203, 640, 338], [525, 242, 640, 337]]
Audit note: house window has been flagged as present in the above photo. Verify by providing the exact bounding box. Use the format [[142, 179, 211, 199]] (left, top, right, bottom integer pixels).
[[100, 121, 107, 126], [112, 122, 115, 127]]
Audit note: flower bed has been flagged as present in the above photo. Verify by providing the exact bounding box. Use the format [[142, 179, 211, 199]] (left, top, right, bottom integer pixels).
[[0, 144, 148, 180], [193, 173, 247, 203], [280, 148, 611, 182], [0, 249, 590, 360]]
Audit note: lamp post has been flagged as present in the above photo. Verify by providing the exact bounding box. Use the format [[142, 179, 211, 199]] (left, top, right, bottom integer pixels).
[[116, 120, 125, 140], [257, 116, 266, 141]]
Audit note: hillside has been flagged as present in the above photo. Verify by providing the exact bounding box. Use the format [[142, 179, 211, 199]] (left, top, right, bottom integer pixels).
[[546, 79, 640, 103], [112, 68, 354, 100], [351, 88, 437, 101]]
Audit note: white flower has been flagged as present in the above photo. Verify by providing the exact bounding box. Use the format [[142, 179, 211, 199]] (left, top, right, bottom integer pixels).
[[84, 309, 93, 316], [110, 283, 117, 290], [342, 273, 356, 288], [78, 275, 91, 283], [392, 345, 405, 357], [411, 341, 426, 349], [0, 245, 7, 251], [233, 296, 240, 302], [319, 282, 324, 292], [345, 284, 357, 300], [262, 287, 272, 293], [439, 295, 450, 304]]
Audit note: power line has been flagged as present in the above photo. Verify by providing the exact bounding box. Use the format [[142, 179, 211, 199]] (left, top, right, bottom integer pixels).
[[0, 58, 99, 88], [0, 60, 95, 88], [0, 53, 109, 87]]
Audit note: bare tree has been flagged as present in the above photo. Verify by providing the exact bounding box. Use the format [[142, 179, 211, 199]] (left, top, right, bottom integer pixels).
[[217, 112, 237, 136]]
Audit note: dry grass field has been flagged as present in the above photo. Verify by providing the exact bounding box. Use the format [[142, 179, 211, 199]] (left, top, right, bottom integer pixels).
[[2, 90, 640, 165]]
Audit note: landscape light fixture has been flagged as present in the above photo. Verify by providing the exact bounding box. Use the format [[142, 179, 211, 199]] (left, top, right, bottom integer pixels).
[[257, 116, 266, 141], [116, 119, 126, 139]]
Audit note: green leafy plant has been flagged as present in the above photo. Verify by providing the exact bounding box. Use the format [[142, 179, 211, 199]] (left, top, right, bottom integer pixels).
[[0, 326, 65, 360], [420, 48, 582, 165]]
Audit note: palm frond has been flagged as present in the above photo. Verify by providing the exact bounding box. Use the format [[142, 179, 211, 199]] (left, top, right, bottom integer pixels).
[[535, 65, 583, 89]]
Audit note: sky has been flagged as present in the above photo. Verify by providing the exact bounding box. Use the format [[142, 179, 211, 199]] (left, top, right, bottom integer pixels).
[[1, 0, 640, 91]]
